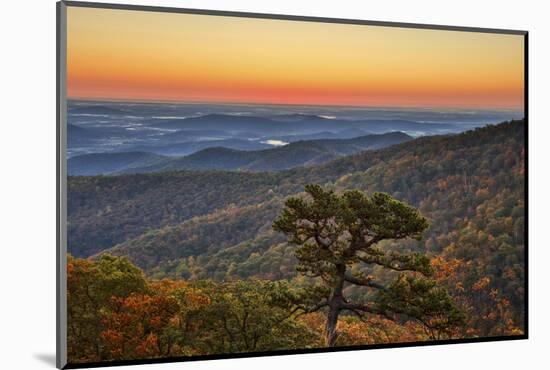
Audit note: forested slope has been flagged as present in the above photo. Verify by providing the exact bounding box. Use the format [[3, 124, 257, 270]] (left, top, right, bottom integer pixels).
[[69, 120, 524, 261], [68, 120, 526, 353]]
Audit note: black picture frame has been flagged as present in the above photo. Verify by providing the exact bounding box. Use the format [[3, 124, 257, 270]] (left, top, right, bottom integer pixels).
[[56, 1, 528, 368]]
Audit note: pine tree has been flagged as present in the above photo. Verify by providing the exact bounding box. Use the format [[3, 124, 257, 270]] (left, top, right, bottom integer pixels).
[[274, 184, 464, 346]]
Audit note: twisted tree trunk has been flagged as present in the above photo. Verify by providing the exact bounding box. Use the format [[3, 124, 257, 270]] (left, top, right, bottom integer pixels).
[[325, 264, 345, 347]]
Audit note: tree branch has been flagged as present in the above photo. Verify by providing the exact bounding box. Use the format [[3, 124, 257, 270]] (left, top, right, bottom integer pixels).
[[344, 273, 386, 290], [341, 303, 393, 320], [357, 252, 432, 276], [352, 234, 382, 252]]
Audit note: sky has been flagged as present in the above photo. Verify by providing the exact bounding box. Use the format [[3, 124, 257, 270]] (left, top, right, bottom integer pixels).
[[66, 6, 525, 109]]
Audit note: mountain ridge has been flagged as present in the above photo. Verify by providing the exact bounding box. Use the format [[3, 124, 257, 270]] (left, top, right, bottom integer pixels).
[[87, 120, 524, 299], [68, 131, 413, 175], [67, 120, 524, 260], [149, 112, 461, 135]]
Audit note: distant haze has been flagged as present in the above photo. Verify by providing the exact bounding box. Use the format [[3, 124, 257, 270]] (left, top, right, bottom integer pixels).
[[66, 100, 523, 164]]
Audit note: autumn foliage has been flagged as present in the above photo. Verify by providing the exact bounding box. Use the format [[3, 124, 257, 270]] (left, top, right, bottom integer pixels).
[[66, 121, 525, 364]]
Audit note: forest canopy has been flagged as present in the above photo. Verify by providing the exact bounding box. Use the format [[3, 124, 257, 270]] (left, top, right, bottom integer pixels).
[[67, 253, 463, 363], [66, 120, 526, 364]]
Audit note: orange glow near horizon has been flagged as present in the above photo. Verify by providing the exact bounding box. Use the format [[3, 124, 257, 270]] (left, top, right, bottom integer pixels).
[[67, 7, 525, 109]]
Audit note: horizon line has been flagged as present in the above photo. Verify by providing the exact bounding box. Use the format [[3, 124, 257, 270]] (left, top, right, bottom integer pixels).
[[67, 96, 525, 112]]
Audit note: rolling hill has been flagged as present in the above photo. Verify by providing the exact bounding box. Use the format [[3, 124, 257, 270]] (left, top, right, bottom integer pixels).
[[68, 151, 168, 176], [67, 119, 526, 336], [68, 120, 524, 265], [68, 131, 412, 175], [117, 138, 271, 157], [149, 113, 461, 135]]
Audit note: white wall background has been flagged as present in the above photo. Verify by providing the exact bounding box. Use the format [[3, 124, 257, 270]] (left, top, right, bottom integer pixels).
[[0, 0, 547, 368]]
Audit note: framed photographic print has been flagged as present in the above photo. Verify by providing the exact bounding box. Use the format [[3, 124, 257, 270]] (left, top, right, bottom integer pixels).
[[56, 1, 528, 368]]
